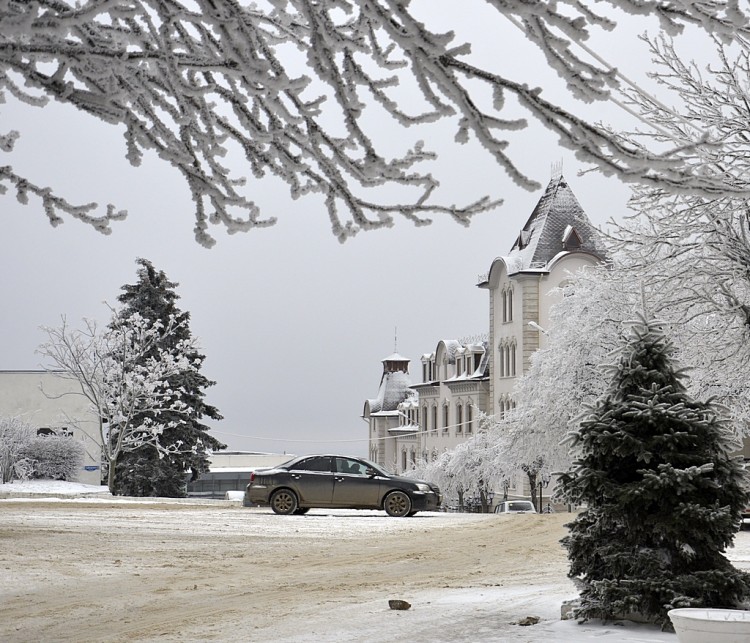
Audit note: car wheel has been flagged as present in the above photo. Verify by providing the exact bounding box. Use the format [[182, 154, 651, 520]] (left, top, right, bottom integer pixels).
[[384, 490, 412, 517], [270, 489, 298, 515], [293, 508, 310, 515]]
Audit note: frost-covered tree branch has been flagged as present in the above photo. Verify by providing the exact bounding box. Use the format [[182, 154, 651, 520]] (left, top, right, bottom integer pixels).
[[409, 411, 509, 511], [1, 1, 748, 245], [498, 35, 750, 476], [599, 34, 750, 433], [38, 309, 200, 493]]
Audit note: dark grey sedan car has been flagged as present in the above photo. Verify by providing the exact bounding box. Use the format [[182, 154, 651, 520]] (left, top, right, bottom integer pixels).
[[243, 455, 441, 517]]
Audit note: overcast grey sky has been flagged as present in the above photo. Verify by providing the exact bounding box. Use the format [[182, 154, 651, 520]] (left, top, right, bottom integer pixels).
[[1, 3, 680, 457]]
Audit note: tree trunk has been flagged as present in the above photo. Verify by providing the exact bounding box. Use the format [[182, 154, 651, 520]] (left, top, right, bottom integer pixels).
[[527, 471, 538, 511], [107, 456, 117, 495], [479, 488, 490, 513]]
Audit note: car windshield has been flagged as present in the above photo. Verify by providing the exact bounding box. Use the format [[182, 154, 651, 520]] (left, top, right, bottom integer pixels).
[[358, 458, 389, 477], [508, 502, 534, 511]]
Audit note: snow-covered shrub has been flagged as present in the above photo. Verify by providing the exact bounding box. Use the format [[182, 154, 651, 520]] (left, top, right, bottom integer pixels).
[[21, 436, 85, 481], [0, 417, 36, 483]]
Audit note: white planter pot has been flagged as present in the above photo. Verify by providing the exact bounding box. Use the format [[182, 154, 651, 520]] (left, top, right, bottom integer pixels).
[[668, 608, 750, 643]]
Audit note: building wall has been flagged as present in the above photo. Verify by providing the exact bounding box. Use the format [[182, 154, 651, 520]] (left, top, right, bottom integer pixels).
[[187, 452, 292, 498], [0, 371, 103, 486], [208, 452, 292, 470], [369, 413, 401, 470], [540, 255, 600, 335], [488, 255, 600, 420]]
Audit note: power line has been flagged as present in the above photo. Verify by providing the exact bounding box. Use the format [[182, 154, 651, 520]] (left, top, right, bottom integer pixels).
[[212, 417, 482, 445]]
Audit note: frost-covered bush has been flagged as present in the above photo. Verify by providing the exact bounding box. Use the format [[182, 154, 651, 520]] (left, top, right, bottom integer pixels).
[[0, 417, 36, 483], [21, 436, 85, 481]]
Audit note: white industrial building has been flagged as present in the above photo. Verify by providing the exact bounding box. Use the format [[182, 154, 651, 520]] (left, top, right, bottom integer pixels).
[[0, 370, 103, 486]]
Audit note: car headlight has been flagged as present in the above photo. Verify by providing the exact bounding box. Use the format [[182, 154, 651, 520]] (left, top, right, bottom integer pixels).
[[415, 483, 431, 493]]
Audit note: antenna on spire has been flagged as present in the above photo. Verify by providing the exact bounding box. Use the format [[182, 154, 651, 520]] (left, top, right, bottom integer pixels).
[[551, 159, 563, 180], [394, 326, 398, 353]]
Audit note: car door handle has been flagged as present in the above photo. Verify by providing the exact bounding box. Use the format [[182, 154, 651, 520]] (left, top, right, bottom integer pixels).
[[291, 474, 301, 480], [334, 476, 345, 482]]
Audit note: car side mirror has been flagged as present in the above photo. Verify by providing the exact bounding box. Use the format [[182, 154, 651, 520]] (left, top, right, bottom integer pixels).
[[366, 467, 377, 477]]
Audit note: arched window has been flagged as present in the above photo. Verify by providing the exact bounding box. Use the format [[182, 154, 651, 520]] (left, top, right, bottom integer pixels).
[[402, 450, 407, 471], [507, 288, 513, 321], [443, 404, 449, 434], [505, 346, 510, 377], [466, 404, 473, 434], [456, 404, 463, 434], [511, 343, 517, 376], [432, 406, 438, 435]]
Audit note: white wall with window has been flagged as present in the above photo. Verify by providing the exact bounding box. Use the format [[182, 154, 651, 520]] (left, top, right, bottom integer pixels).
[[0, 370, 103, 485]]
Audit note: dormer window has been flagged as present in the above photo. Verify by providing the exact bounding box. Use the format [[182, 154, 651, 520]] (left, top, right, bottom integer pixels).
[[562, 225, 583, 250], [518, 229, 532, 249]]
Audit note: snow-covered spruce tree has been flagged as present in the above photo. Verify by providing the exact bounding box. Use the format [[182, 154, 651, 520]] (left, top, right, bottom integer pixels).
[[39, 310, 201, 494], [559, 315, 750, 628], [112, 259, 224, 497], [1, 3, 749, 244]]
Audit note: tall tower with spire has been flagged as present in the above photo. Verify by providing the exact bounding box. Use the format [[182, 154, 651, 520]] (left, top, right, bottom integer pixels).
[[478, 173, 607, 420], [362, 350, 412, 467]]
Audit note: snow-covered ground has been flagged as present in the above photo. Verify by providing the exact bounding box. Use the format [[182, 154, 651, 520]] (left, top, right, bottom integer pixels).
[[3, 480, 750, 642], [0, 479, 111, 496]]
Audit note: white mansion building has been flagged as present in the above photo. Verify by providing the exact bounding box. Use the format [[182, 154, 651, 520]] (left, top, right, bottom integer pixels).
[[364, 173, 607, 492]]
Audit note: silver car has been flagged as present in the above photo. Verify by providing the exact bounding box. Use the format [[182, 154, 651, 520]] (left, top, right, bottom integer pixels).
[[494, 500, 537, 514], [244, 455, 442, 517]]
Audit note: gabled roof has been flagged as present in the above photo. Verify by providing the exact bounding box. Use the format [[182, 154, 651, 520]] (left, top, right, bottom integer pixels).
[[505, 174, 607, 273]]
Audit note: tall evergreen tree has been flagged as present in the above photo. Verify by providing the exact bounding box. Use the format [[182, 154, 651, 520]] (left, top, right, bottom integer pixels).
[[559, 315, 750, 629], [113, 258, 225, 496]]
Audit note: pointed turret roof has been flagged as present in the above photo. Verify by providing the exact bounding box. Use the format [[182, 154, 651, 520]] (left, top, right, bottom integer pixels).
[[365, 351, 412, 415], [505, 174, 607, 273]]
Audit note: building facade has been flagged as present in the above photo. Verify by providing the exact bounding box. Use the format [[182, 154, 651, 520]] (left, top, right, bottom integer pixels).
[[363, 342, 491, 475], [478, 172, 607, 419], [365, 173, 607, 493], [410, 339, 490, 466], [0, 370, 103, 485], [363, 352, 415, 471]]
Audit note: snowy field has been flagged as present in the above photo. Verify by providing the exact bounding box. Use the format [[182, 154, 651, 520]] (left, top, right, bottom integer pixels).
[[2, 480, 750, 642]]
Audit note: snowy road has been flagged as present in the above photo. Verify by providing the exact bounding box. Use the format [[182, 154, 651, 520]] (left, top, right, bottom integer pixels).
[[2, 496, 748, 642]]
